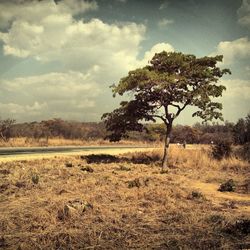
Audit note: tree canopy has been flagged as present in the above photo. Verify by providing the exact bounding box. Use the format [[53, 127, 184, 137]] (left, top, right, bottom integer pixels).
[[102, 51, 231, 144]]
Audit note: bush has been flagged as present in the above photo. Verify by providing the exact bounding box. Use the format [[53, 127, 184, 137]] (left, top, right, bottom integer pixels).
[[31, 174, 39, 184], [65, 162, 73, 168], [218, 179, 236, 192], [223, 219, 250, 235], [212, 140, 232, 160], [130, 152, 161, 164], [80, 166, 94, 173], [82, 154, 120, 164], [187, 191, 205, 201], [127, 177, 150, 188], [239, 142, 250, 161]]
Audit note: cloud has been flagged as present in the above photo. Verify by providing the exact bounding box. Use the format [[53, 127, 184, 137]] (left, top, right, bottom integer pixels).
[[157, 18, 174, 28], [140, 43, 174, 66], [0, 0, 177, 122], [0, 0, 147, 80], [221, 79, 250, 99], [0, 71, 100, 121], [237, 0, 250, 27], [0, 0, 98, 29], [219, 78, 250, 121], [212, 37, 250, 65], [0, 102, 48, 116], [159, 1, 169, 10]]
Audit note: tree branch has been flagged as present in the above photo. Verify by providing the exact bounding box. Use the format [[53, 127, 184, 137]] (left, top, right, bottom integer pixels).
[[152, 115, 168, 125], [175, 100, 190, 117], [169, 102, 181, 110]]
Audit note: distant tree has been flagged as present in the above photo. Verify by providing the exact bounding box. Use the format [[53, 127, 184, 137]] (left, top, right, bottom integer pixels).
[[102, 51, 231, 169], [0, 118, 15, 141], [233, 114, 250, 144], [172, 125, 200, 144]]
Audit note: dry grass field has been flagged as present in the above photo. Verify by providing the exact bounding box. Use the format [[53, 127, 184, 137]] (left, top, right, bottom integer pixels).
[[0, 137, 155, 148], [0, 146, 249, 249]]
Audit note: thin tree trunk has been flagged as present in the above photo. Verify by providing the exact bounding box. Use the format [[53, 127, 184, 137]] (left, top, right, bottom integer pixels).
[[162, 123, 172, 170]]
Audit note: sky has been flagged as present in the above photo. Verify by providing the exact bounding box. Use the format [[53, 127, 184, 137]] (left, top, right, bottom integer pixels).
[[0, 0, 249, 124]]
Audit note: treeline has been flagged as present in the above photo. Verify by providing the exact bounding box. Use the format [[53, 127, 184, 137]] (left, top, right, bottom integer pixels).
[[10, 119, 106, 141], [0, 115, 250, 144]]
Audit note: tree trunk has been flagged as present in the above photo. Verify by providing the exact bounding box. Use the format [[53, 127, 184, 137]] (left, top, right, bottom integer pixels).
[[162, 123, 172, 170]]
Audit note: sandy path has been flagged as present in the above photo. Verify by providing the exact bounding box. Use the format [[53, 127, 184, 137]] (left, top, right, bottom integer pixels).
[[186, 179, 250, 213]]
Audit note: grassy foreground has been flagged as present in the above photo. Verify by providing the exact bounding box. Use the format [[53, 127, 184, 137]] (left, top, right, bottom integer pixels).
[[0, 146, 249, 249]]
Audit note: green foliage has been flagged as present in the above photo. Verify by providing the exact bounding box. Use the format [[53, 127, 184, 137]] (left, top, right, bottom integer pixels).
[[102, 51, 230, 142], [212, 139, 232, 160]]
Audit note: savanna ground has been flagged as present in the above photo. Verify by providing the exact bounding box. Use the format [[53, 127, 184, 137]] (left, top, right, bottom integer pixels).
[[0, 137, 154, 147], [0, 145, 249, 249]]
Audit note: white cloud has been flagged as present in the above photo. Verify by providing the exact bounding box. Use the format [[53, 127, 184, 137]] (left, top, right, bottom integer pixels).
[[221, 79, 250, 99], [0, 0, 178, 121], [212, 37, 250, 65], [0, 102, 48, 115], [219, 78, 250, 121], [0, 0, 176, 74], [0, 0, 98, 29], [0, 71, 100, 121], [157, 18, 174, 28], [0, 0, 148, 84], [140, 43, 174, 66], [237, 0, 250, 27]]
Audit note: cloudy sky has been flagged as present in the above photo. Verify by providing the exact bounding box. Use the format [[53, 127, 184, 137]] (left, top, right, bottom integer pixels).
[[0, 0, 249, 124]]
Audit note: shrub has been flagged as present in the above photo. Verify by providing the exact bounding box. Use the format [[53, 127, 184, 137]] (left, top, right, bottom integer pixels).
[[117, 165, 131, 171], [65, 162, 73, 168], [208, 214, 225, 224], [80, 166, 94, 173], [187, 191, 205, 201], [31, 174, 39, 184], [238, 142, 250, 161], [212, 139, 232, 160], [223, 219, 250, 235], [127, 178, 141, 188], [82, 154, 120, 164], [218, 179, 236, 192], [130, 152, 161, 164], [127, 177, 150, 188]]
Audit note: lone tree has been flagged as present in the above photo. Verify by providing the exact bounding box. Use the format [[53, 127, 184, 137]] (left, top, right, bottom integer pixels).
[[102, 52, 231, 169]]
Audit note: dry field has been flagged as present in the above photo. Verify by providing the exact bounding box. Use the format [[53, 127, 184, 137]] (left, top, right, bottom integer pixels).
[[0, 146, 249, 249], [0, 137, 156, 148]]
